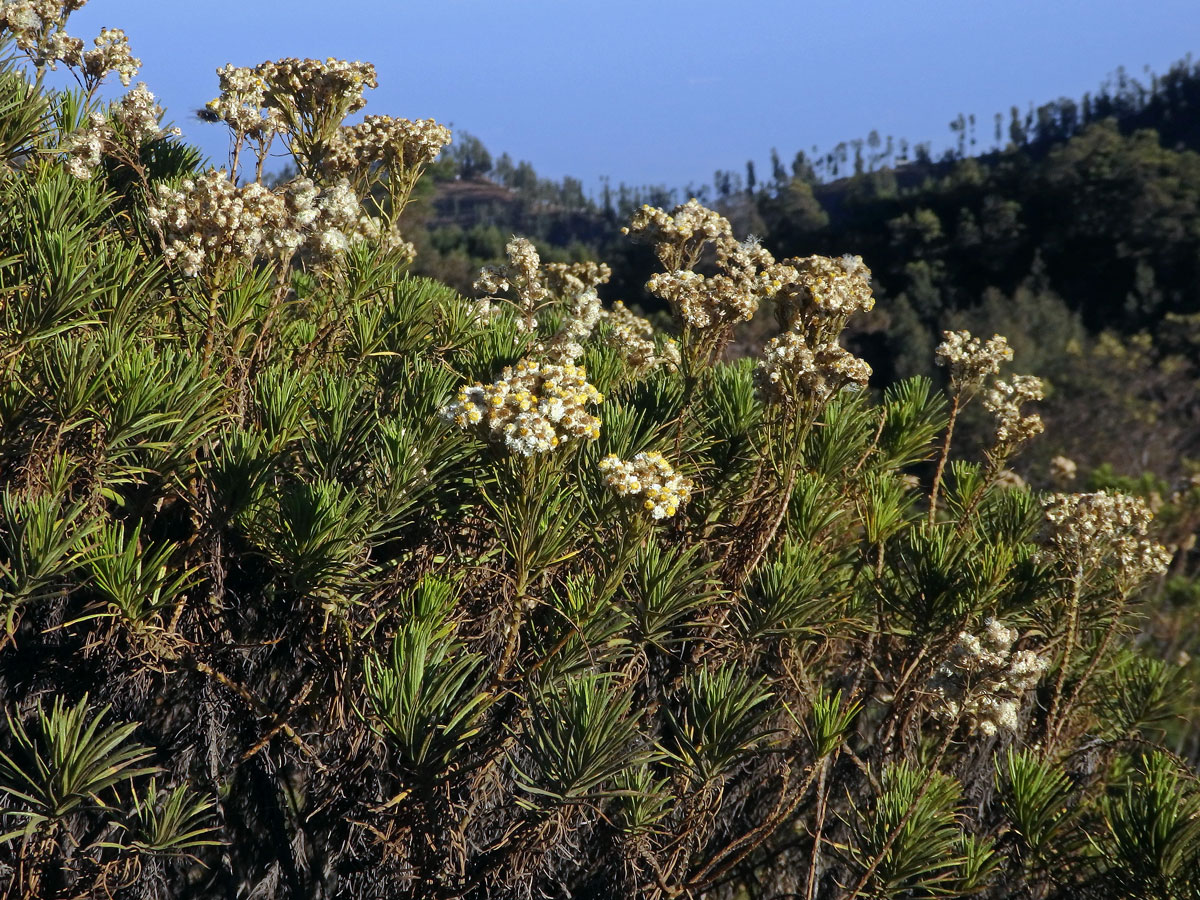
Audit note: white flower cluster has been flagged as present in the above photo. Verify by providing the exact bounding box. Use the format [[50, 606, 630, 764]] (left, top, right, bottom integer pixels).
[[0, 0, 87, 69], [301, 177, 414, 262], [111, 83, 166, 143], [322, 115, 451, 181], [199, 58, 379, 172], [1, 1, 141, 86], [471, 245, 617, 365], [1049, 455, 1078, 485], [599, 301, 680, 374], [627, 200, 786, 331], [772, 253, 876, 325], [598, 451, 693, 519], [993, 469, 1027, 491], [542, 260, 611, 298], [257, 56, 377, 121], [757, 329, 871, 403], [1042, 490, 1173, 583], [643, 244, 778, 330], [934, 330, 1013, 389], [60, 84, 175, 179], [205, 64, 282, 139], [475, 237, 547, 333], [81, 26, 138, 85], [147, 170, 302, 277], [441, 359, 603, 456], [544, 288, 602, 364], [623, 198, 728, 268], [61, 115, 104, 178], [930, 619, 1048, 736], [983, 375, 1044, 445], [755, 254, 875, 404], [147, 171, 411, 277]]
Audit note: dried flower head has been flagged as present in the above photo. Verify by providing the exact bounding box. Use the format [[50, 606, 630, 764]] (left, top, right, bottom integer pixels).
[[1042, 490, 1173, 584], [598, 451, 693, 520], [475, 237, 548, 333], [599, 301, 680, 374], [82, 26, 139, 85], [543, 288, 602, 364], [1, 0, 87, 69], [623, 198, 728, 270], [930, 618, 1048, 736], [206, 64, 281, 139], [542, 260, 611, 298], [253, 57, 378, 165], [441, 359, 602, 456], [322, 115, 450, 186], [300, 177, 414, 263], [983, 374, 1044, 446], [60, 84, 174, 178], [994, 469, 1027, 491], [756, 329, 871, 403], [935, 330, 1013, 389], [627, 200, 785, 334], [147, 170, 303, 277], [773, 253, 875, 328], [1049, 455, 1078, 485]]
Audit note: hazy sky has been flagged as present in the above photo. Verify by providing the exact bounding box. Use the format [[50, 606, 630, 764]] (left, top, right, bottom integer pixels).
[[60, 0, 1200, 192]]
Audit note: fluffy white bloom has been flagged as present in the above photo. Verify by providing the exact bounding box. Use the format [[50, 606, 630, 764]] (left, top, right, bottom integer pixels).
[[627, 199, 787, 331], [0, 0, 86, 68], [1042, 490, 1173, 582], [756, 328, 871, 403], [322, 115, 451, 181], [59, 84, 172, 179], [82, 26, 139, 85], [772, 253, 876, 326], [475, 238, 547, 333], [598, 451, 693, 519], [930, 618, 1048, 736], [599, 301, 679, 374], [984, 374, 1044, 445], [441, 359, 603, 456], [542, 260, 611, 298], [935, 330, 1012, 388], [1049, 455, 1078, 485]]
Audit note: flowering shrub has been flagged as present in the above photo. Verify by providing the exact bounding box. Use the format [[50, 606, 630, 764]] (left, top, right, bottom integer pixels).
[[0, 6, 1197, 900]]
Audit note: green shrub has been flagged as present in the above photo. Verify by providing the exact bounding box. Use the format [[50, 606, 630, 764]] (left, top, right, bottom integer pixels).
[[0, 7, 1197, 900]]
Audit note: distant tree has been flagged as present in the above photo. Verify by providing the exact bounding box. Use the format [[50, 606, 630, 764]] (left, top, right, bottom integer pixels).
[[770, 147, 786, 188], [447, 131, 493, 179], [791, 149, 816, 183], [494, 151, 515, 186], [1008, 106, 1026, 146]]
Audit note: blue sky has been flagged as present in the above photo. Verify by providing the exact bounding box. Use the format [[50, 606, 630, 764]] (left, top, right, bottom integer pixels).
[[61, 0, 1200, 192]]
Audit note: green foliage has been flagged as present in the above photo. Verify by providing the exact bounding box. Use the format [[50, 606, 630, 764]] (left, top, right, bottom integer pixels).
[[1097, 753, 1200, 898], [363, 604, 491, 773], [82, 519, 197, 630], [0, 17, 1196, 900], [997, 747, 1079, 862], [119, 778, 220, 856], [845, 763, 997, 898], [0, 696, 155, 840], [668, 663, 774, 782], [514, 673, 658, 804]]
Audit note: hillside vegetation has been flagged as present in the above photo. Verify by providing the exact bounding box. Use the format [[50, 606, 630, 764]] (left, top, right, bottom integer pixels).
[[411, 62, 1200, 481], [1, 5, 1199, 900]]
